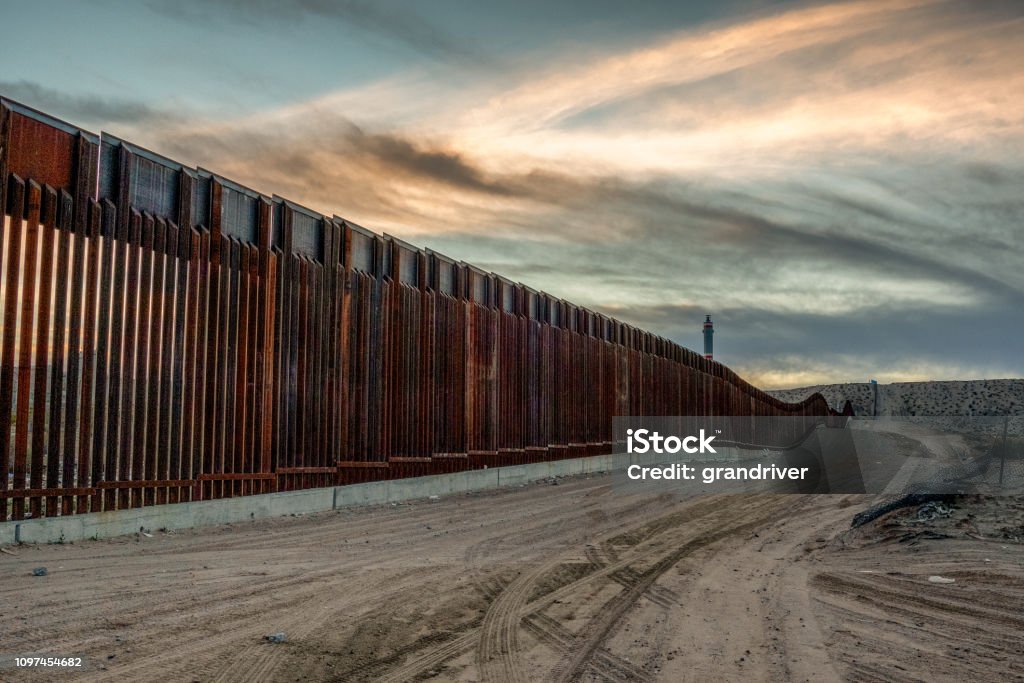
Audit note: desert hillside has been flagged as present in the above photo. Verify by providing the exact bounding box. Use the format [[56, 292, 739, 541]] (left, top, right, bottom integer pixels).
[[770, 379, 1024, 417]]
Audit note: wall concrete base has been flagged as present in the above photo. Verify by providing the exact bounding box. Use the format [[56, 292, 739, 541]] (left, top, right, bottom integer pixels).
[[0, 452, 631, 546]]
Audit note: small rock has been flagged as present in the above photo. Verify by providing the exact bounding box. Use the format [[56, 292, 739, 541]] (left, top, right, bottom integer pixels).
[[32, 567, 48, 577], [928, 575, 955, 584], [265, 632, 287, 643]]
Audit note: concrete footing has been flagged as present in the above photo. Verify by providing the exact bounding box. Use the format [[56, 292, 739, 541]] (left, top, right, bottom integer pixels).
[[0, 452, 629, 545]]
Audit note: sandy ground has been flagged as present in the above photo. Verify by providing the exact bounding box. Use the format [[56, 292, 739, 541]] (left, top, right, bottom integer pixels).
[[2, 472, 1023, 682]]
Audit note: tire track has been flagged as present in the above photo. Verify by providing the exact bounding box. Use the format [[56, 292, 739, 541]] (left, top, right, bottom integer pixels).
[[547, 496, 800, 683], [523, 613, 652, 683]]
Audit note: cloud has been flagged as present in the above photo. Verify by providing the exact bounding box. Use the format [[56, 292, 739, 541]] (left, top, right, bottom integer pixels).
[[0, 80, 178, 126], [145, 0, 493, 68], [64, 0, 1023, 385]]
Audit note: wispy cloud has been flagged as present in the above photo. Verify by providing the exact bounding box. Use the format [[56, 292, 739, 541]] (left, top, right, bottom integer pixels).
[[0, 80, 180, 126], [66, 0, 1024, 386], [145, 0, 494, 68]]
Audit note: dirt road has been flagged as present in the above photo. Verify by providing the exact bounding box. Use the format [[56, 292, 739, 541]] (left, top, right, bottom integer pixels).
[[2, 474, 1022, 682]]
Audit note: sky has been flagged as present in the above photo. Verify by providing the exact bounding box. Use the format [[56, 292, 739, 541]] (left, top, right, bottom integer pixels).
[[1, 0, 1021, 389]]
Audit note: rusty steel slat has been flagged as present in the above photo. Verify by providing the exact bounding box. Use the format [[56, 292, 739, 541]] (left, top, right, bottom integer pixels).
[[0, 176, 25, 522], [421, 289, 433, 458], [232, 242, 249, 493], [465, 301, 476, 451], [73, 201, 102, 514], [203, 233, 225, 499], [261, 250, 277, 490], [286, 254, 301, 473], [202, 225, 223, 501], [370, 273, 384, 459], [275, 208, 294, 476], [307, 259, 319, 467], [118, 210, 145, 509], [221, 237, 240, 496], [227, 239, 242, 491], [238, 244, 255, 492], [319, 261, 332, 469], [56, 191, 84, 516], [297, 257, 311, 473], [324, 226, 341, 467], [362, 272, 374, 458], [247, 245, 261, 488], [179, 228, 201, 499], [271, 246, 286, 476], [379, 278, 391, 460], [12, 180, 43, 520], [191, 230, 211, 501], [307, 261, 322, 468], [385, 276, 395, 460], [358, 273, 372, 459], [282, 246, 299, 477], [155, 220, 177, 505], [133, 214, 156, 507], [0, 151, 5, 519], [255, 201, 273, 491], [41, 191, 72, 517], [92, 201, 119, 512], [166, 224, 190, 504], [101, 205, 126, 509], [337, 268, 355, 461], [246, 245, 260, 490], [332, 259, 348, 464], [352, 272, 365, 460], [309, 259, 322, 470], [28, 185, 60, 518]]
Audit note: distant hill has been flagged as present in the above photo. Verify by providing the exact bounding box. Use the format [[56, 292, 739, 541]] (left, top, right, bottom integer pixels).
[[770, 379, 1024, 417]]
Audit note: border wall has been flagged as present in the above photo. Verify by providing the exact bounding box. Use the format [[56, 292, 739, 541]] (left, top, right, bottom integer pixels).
[[0, 98, 848, 522]]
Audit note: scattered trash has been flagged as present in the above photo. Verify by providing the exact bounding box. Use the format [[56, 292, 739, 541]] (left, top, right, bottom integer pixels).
[[428, 495, 439, 500], [0, 547, 17, 556], [141, 531, 153, 538], [851, 494, 954, 529], [916, 502, 953, 522], [928, 575, 955, 584], [265, 632, 286, 643], [32, 567, 48, 577]]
